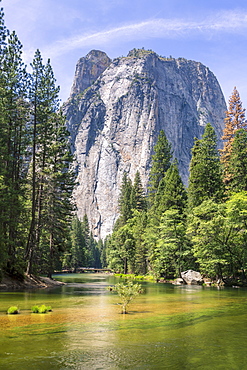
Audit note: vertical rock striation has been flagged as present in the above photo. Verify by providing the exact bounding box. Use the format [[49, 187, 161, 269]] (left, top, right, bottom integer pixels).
[[64, 49, 226, 239]]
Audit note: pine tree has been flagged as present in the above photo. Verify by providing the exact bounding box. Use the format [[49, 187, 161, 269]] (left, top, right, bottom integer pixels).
[[0, 5, 74, 279], [148, 130, 172, 204], [130, 210, 148, 275], [0, 24, 29, 277], [0, 1, 10, 279], [69, 216, 86, 271], [81, 214, 96, 267], [188, 123, 224, 209], [227, 129, 247, 192], [118, 172, 133, 226], [155, 159, 187, 215], [155, 209, 189, 278], [131, 171, 146, 212], [220, 87, 247, 185], [25, 50, 69, 275], [42, 112, 75, 277]]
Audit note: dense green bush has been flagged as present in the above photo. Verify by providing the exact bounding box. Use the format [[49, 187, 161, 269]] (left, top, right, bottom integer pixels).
[[7, 306, 19, 314], [31, 304, 52, 313]]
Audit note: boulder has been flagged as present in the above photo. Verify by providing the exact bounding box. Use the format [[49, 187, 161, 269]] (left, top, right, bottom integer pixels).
[[181, 270, 204, 285], [172, 278, 185, 285]]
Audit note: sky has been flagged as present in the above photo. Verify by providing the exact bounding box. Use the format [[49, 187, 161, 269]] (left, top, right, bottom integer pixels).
[[2, 0, 247, 108]]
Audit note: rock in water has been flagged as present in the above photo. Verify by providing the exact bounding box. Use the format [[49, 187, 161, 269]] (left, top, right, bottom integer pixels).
[[64, 49, 226, 239], [181, 270, 204, 285]]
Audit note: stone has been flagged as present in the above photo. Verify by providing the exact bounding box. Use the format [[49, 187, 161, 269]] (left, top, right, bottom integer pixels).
[[64, 49, 226, 239], [181, 270, 204, 285], [70, 50, 111, 97], [172, 278, 185, 285]]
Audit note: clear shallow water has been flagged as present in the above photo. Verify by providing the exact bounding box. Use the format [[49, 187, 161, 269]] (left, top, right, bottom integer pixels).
[[0, 274, 246, 370]]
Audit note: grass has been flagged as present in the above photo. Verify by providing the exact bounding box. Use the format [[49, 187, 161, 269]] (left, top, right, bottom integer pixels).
[[114, 273, 156, 282]]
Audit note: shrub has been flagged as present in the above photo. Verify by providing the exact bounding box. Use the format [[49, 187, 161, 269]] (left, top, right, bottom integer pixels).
[[108, 281, 143, 314], [7, 306, 19, 314], [31, 304, 52, 313], [31, 305, 40, 313]]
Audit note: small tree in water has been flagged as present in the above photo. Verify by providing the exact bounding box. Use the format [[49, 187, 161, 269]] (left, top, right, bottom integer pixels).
[[108, 281, 143, 314]]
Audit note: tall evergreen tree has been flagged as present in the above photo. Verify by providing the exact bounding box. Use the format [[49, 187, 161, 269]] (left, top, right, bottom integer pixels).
[[146, 162, 189, 280], [41, 112, 75, 277], [227, 129, 247, 192], [0, 25, 29, 277], [188, 123, 224, 209], [148, 130, 172, 203], [131, 171, 146, 212], [0, 4, 75, 280], [220, 87, 247, 185], [118, 172, 133, 226], [154, 160, 187, 215], [25, 50, 72, 275], [130, 210, 148, 275], [69, 216, 86, 271], [153, 209, 190, 278]]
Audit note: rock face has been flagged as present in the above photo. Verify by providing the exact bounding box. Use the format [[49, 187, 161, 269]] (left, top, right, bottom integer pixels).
[[70, 50, 111, 97], [64, 49, 227, 239]]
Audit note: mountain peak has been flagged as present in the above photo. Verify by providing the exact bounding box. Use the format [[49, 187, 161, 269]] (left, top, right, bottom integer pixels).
[[65, 49, 226, 239], [70, 50, 111, 96]]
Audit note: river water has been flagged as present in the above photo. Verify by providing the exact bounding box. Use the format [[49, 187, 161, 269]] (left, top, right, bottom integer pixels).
[[0, 273, 246, 369]]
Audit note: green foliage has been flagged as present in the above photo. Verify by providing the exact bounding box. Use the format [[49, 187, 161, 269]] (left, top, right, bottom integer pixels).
[[118, 172, 133, 225], [188, 123, 224, 209], [7, 306, 19, 314], [0, 22, 30, 277], [146, 209, 192, 279], [25, 50, 75, 277], [154, 160, 187, 215], [64, 215, 101, 270], [227, 129, 247, 192], [131, 171, 147, 212], [31, 305, 40, 313], [108, 281, 143, 314], [31, 304, 52, 313], [187, 200, 227, 279], [187, 194, 247, 281], [0, 7, 75, 279], [148, 130, 172, 203], [1, 3, 247, 285]]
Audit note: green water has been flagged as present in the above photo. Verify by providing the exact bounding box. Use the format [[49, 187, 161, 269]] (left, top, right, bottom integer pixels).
[[0, 274, 246, 370]]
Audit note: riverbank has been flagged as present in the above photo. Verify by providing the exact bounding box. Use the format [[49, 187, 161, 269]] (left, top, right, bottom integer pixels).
[[0, 274, 65, 290]]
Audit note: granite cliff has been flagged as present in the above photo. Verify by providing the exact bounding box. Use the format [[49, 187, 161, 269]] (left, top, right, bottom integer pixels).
[[64, 49, 226, 239]]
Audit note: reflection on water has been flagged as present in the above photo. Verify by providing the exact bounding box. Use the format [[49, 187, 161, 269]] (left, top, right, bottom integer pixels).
[[0, 273, 246, 369]]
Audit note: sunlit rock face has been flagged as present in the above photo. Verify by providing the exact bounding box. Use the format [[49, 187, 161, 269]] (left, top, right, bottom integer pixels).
[[64, 49, 226, 239]]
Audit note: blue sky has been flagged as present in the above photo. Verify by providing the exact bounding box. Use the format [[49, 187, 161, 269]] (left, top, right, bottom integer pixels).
[[3, 0, 247, 109]]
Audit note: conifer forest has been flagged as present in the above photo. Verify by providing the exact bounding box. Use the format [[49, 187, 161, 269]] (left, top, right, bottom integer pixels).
[[0, 4, 247, 286]]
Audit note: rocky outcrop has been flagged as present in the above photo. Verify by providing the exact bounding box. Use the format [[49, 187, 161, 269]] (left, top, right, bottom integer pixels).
[[70, 50, 111, 97], [64, 49, 226, 239]]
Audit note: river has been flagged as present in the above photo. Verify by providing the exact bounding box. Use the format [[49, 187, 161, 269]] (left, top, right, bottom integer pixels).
[[0, 273, 246, 369]]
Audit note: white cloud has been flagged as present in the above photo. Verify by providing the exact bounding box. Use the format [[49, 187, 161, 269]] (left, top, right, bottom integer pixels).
[[34, 9, 247, 61]]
